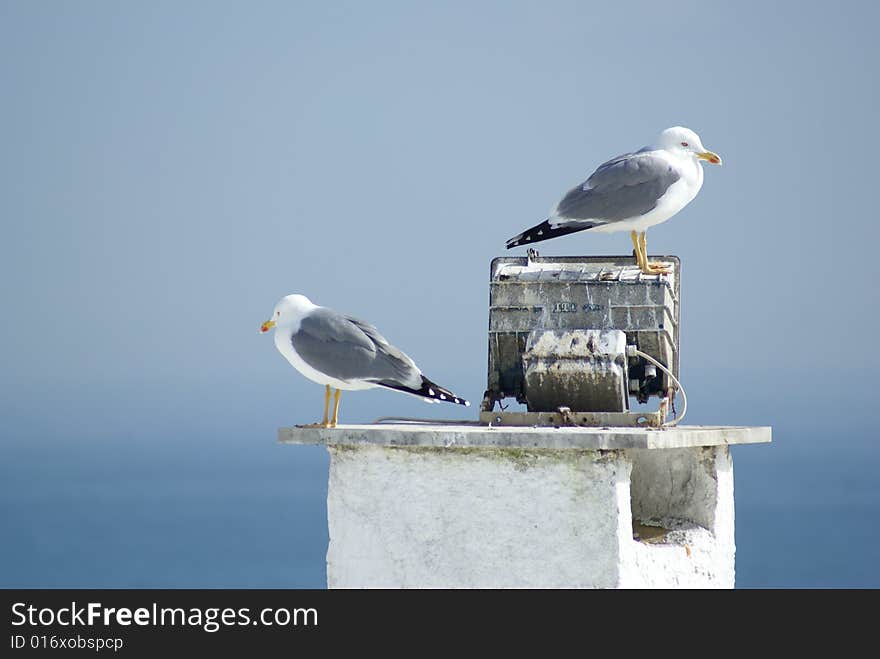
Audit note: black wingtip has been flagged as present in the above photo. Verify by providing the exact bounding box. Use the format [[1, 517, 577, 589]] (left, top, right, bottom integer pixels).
[[506, 219, 593, 249], [506, 219, 553, 250], [418, 376, 469, 406], [377, 376, 469, 406]]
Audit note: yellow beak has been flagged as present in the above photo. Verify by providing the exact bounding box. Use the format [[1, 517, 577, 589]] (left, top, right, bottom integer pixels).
[[260, 319, 276, 334], [697, 150, 722, 165]]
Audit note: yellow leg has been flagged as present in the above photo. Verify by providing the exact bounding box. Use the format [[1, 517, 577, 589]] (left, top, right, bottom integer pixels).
[[322, 385, 332, 426], [297, 385, 331, 428], [329, 389, 342, 428], [630, 231, 645, 270], [639, 231, 649, 271], [639, 231, 671, 275]]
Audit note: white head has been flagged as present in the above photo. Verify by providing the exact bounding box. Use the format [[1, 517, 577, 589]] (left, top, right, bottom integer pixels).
[[655, 126, 722, 165], [260, 294, 316, 334]]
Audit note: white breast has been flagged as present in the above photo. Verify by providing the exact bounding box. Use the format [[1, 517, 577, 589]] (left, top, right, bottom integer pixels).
[[643, 152, 703, 228]]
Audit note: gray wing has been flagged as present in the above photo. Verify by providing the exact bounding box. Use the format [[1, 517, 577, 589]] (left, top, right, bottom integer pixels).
[[553, 150, 680, 224], [291, 308, 421, 387]]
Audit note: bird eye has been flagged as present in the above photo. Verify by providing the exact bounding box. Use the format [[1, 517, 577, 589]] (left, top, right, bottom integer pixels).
[[276, 311, 280, 316], [680, 141, 689, 147]]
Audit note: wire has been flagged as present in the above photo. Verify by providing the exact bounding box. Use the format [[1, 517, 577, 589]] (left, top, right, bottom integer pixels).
[[371, 417, 484, 426], [632, 348, 687, 427]]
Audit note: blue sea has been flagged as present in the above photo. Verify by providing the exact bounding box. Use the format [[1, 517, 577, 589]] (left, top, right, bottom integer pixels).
[[1, 373, 877, 589]]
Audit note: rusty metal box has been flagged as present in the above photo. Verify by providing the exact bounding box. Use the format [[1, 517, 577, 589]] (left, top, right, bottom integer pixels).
[[483, 255, 680, 414]]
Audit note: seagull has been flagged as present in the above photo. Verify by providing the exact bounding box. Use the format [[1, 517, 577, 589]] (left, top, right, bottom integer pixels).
[[260, 294, 469, 428], [506, 126, 722, 274]]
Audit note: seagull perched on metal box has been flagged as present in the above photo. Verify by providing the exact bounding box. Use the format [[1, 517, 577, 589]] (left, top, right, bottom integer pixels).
[[506, 127, 722, 274]]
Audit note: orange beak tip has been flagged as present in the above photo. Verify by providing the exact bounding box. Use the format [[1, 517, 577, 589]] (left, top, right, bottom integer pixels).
[[699, 151, 722, 166]]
